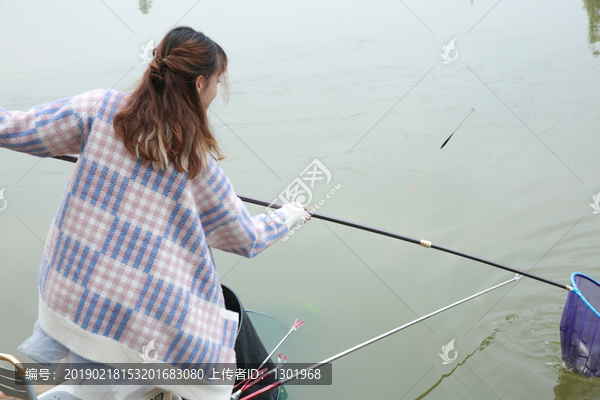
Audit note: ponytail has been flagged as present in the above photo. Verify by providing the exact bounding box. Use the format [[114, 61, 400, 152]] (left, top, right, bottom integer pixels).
[[113, 26, 229, 179]]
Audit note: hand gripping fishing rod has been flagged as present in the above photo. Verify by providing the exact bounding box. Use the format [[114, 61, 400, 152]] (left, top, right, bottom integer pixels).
[[51, 155, 572, 292]]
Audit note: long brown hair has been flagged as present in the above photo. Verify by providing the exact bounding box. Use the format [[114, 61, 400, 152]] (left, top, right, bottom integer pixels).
[[113, 26, 228, 179]]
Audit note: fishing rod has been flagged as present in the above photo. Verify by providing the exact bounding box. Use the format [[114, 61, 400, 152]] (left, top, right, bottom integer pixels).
[[46, 155, 600, 383], [237, 274, 521, 400], [51, 155, 571, 291]]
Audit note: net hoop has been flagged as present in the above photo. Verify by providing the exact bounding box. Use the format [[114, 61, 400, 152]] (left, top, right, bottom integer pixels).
[[570, 272, 600, 318], [560, 272, 600, 377]]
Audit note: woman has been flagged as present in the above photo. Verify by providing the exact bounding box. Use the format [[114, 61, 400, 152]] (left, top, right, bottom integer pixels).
[[1, 26, 310, 400]]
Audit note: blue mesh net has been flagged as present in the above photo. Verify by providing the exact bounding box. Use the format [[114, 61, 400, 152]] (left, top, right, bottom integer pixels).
[[560, 273, 600, 376]]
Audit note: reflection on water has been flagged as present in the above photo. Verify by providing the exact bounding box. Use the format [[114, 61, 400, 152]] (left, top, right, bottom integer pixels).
[[583, 0, 600, 55], [139, 0, 152, 14], [414, 311, 600, 399], [414, 325, 503, 399], [554, 367, 600, 400]]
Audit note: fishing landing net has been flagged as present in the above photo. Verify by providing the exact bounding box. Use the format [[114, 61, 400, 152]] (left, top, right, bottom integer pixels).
[[560, 273, 600, 376]]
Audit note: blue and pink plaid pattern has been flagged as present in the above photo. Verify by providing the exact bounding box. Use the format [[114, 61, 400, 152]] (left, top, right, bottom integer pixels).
[[0, 89, 288, 370]]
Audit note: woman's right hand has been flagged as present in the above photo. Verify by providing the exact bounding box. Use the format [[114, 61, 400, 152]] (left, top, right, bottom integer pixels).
[[280, 202, 311, 229]]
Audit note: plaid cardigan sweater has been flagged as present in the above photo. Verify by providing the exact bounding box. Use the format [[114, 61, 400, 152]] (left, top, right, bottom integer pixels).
[[0, 89, 289, 400]]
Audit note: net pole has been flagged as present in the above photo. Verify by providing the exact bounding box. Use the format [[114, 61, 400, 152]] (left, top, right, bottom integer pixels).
[[238, 274, 521, 400], [238, 195, 572, 292]]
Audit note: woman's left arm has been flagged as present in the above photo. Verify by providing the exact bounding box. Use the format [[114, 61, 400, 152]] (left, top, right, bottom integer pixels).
[[0, 89, 108, 157]]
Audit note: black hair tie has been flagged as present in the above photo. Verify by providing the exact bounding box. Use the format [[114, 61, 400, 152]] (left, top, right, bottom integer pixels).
[[151, 59, 165, 77]]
